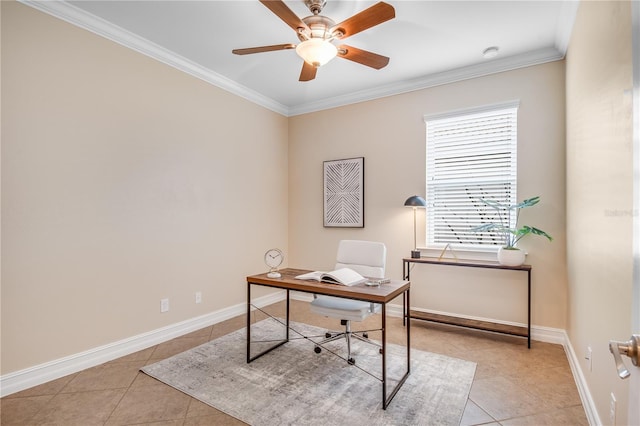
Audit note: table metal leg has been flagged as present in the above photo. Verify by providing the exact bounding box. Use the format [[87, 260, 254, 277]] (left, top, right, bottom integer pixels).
[[402, 260, 409, 326], [246, 280, 251, 363], [246, 282, 289, 363], [406, 288, 411, 371], [286, 289, 290, 341], [247, 279, 410, 409], [382, 289, 411, 409], [382, 303, 387, 407], [527, 270, 531, 349]]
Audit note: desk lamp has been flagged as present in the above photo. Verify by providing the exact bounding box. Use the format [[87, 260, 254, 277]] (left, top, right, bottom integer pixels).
[[404, 195, 427, 258]]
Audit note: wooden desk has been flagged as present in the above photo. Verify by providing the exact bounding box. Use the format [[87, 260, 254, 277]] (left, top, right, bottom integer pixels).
[[402, 257, 532, 348], [246, 268, 411, 409]]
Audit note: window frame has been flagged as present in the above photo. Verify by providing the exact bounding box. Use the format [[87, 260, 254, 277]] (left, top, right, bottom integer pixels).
[[423, 100, 520, 254]]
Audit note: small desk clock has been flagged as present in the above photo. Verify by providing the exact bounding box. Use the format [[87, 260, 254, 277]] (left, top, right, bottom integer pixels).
[[264, 248, 283, 278]]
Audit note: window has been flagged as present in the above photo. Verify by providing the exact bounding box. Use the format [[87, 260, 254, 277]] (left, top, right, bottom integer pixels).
[[424, 101, 519, 249]]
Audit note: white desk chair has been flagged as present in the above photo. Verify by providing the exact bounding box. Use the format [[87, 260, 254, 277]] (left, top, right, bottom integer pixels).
[[310, 240, 387, 365]]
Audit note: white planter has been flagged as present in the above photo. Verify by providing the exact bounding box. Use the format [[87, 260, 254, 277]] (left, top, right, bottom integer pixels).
[[497, 247, 526, 266]]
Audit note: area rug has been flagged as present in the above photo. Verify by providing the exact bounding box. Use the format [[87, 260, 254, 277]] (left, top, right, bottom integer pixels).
[[141, 318, 476, 425]]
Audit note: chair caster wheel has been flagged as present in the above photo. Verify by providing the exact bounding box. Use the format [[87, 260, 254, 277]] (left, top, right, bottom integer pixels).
[[325, 332, 332, 338], [363, 332, 369, 338], [379, 348, 383, 354], [348, 358, 355, 365], [314, 346, 321, 354]]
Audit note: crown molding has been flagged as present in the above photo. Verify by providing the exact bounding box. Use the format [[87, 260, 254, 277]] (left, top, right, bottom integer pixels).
[[288, 47, 564, 116], [19, 0, 290, 116], [20, 0, 569, 118]]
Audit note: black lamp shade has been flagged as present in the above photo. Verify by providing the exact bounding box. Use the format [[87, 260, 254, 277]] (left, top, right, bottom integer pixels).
[[404, 195, 427, 207]]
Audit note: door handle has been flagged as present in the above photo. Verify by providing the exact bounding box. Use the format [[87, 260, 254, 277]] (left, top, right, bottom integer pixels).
[[609, 334, 640, 379]]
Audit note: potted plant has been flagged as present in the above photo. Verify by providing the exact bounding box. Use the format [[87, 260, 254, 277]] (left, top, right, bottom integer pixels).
[[472, 196, 553, 266]]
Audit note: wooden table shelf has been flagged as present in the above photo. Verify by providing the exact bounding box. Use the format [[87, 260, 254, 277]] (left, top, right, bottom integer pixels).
[[403, 257, 532, 348]]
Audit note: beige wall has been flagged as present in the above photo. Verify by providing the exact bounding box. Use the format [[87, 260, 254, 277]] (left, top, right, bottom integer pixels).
[[2, 0, 598, 397], [565, 1, 634, 424], [289, 62, 567, 329], [1, 2, 289, 374]]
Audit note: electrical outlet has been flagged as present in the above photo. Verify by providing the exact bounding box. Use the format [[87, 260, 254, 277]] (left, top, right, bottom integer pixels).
[[610, 392, 616, 425], [585, 346, 592, 371], [195, 291, 202, 304], [160, 298, 169, 313]]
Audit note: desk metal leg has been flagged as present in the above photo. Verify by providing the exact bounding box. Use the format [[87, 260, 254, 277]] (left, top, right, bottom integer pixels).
[[382, 288, 411, 409], [382, 303, 387, 407], [286, 289, 290, 341], [246, 282, 289, 363]]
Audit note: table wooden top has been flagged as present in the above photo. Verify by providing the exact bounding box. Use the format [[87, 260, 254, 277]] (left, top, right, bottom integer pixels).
[[403, 256, 531, 271], [247, 268, 410, 303]]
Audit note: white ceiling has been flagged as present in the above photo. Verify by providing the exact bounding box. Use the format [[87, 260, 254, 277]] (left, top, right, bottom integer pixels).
[[23, 0, 578, 116]]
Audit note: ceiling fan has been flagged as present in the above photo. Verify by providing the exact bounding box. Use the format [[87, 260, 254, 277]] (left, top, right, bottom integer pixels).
[[232, 0, 395, 82]]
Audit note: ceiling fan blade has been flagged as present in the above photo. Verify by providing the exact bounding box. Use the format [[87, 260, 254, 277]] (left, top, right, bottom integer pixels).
[[331, 2, 395, 40], [299, 61, 317, 82], [337, 45, 389, 69], [259, 0, 309, 33], [232, 44, 296, 55]]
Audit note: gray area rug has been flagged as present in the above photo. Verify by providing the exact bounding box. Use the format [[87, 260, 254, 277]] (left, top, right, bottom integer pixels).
[[141, 319, 476, 425]]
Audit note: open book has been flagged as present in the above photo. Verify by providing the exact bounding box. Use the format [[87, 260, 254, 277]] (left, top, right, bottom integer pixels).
[[295, 268, 367, 287]]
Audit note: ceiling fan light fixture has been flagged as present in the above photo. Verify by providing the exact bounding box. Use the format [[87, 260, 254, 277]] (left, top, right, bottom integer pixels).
[[295, 38, 337, 67]]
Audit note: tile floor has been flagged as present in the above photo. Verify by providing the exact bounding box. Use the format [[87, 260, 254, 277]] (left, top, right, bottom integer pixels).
[[1, 300, 588, 425]]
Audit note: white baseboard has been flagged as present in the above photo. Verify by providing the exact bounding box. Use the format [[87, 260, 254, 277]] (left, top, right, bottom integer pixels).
[[397, 307, 598, 424], [1, 289, 596, 426], [0, 290, 285, 397], [562, 331, 601, 426]]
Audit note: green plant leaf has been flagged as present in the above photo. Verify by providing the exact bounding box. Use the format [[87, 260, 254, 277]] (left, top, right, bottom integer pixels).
[[524, 226, 553, 241], [471, 196, 551, 248], [510, 196, 540, 210]]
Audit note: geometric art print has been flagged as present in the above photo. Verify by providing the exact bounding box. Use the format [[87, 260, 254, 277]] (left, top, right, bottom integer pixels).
[[323, 157, 364, 227]]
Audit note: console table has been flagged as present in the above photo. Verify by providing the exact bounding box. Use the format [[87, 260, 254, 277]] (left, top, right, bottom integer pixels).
[[402, 257, 532, 348]]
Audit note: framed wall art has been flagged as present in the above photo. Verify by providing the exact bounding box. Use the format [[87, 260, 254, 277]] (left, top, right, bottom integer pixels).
[[323, 157, 364, 228]]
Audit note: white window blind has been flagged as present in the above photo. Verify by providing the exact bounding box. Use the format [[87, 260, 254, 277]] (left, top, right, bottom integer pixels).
[[424, 102, 518, 248]]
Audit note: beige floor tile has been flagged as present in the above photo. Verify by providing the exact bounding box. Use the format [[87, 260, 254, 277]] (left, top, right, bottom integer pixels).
[[470, 375, 555, 421], [3, 373, 77, 398], [461, 399, 496, 426], [109, 346, 157, 364], [130, 370, 165, 388], [29, 389, 125, 425], [62, 360, 144, 393], [508, 365, 582, 409], [105, 382, 190, 425], [181, 326, 214, 340], [500, 405, 589, 425], [0, 395, 53, 425], [1, 299, 587, 425], [186, 399, 246, 425], [148, 335, 211, 362], [208, 317, 246, 341]]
